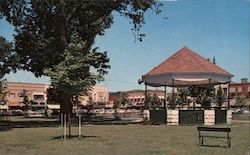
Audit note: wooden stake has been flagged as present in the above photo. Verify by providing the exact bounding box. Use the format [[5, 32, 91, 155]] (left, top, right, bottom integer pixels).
[[79, 113, 81, 140], [64, 114, 66, 140], [61, 113, 63, 140]]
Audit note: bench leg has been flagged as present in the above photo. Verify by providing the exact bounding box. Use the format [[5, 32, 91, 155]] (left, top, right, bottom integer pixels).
[[198, 136, 201, 146], [228, 138, 231, 148], [227, 132, 231, 148], [201, 137, 204, 146], [198, 131, 201, 146]]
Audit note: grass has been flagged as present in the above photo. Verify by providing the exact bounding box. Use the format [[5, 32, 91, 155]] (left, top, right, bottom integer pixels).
[[0, 117, 249, 155], [232, 113, 250, 121]]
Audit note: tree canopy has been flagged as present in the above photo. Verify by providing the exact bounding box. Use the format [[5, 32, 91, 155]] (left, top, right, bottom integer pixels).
[[44, 32, 109, 97], [0, 0, 161, 77], [0, 36, 15, 78], [0, 1, 161, 109]]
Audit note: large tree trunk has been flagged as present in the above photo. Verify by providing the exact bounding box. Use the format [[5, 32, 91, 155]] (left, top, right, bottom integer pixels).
[[60, 91, 73, 139]]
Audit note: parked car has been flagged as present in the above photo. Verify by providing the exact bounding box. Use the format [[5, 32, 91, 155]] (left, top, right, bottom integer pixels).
[[25, 110, 45, 117], [10, 110, 25, 116]]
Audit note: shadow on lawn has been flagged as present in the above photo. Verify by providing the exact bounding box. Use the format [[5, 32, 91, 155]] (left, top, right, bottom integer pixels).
[[0, 119, 60, 132], [51, 135, 100, 140], [0, 124, 13, 132], [200, 144, 229, 149], [0, 115, 141, 132]]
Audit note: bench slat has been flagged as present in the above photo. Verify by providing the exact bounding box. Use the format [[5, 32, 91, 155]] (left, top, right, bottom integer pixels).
[[197, 127, 231, 132], [199, 135, 229, 138]]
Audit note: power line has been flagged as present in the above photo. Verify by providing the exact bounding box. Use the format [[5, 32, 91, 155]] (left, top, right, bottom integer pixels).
[[105, 79, 138, 85]]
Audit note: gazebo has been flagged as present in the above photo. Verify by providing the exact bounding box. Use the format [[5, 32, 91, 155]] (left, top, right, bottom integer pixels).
[[140, 47, 233, 125]]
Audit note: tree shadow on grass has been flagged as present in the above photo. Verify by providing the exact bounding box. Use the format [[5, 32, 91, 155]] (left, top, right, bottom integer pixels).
[[51, 135, 100, 140], [0, 124, 13, 132], [0, 115, 142, 133], [200, 144, 229, 149], [0, 119, 60, 132]]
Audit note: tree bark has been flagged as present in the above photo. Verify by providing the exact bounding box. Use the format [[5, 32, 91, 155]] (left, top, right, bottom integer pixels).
[[59, 0, 68, 49]]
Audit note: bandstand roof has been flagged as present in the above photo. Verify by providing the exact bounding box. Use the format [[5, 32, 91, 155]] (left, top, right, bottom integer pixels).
[[142, 47, 233, 87]]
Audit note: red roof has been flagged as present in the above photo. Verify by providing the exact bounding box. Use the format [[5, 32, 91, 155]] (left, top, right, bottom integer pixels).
[[7, 101, 22, 107], [146, 47, 232, 76]]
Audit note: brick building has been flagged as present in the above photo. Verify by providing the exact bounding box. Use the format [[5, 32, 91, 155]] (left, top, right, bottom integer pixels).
[[5, 82, 109, 110], [127, 89, 166, 106], [229, 78, 250, 107], [229, 78, 250, 98], [6, 82, 49, 109], [109, 89, 168, 107]]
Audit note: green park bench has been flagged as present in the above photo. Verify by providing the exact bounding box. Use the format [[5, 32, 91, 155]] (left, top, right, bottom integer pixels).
[[197, 126, 231, 148]]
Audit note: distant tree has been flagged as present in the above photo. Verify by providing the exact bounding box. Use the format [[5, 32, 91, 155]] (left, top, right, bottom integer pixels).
[[235, 96, 246, 109], [216, 86, 225, 108], [189, 86, 214, 109], [19, 89, 30, 110], [176, 88, 189, 108], [169, 93, 178, 109], [113, 91, 128, 109], [0, 79, 7, 104], [148, 93, 161, 109]]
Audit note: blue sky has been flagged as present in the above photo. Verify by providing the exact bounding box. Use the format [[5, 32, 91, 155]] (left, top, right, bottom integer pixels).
[[1, 0, 250, 92]]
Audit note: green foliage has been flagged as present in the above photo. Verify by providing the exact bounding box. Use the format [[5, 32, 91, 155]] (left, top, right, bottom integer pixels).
[[235, 96, 246, 108], [46, 87, 60, 104], [169, 93, 177, 109], [19, 89, 30, 110], [44, 33, 109, 97], [0, 37, 15, 78], [0, 0, 161, 76], [0, 78, 7, 103], [216, 86, 225, 107], [189, 86, 214, 108], [148, 93, 161, 109], [19, 89, 29, 103], [112, 91, 128, 109], [176, 88, 189, 107], [0, 1, 161, 113]]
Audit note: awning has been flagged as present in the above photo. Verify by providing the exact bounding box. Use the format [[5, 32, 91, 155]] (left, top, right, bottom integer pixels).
[[7, 101, 23, 107], [0, 105, 8, 110], [47, 104, 60, 110], [143, 73, 231, 87]]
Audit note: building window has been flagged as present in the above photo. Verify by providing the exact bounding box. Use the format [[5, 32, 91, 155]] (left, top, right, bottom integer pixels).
[[31, 102, 38, 105], [230, 93, 236, 98], [223, 88, 228, 95], [238, 87, 242, 92], [9, 93, 16, 98], [93, 94, 96, 102], [33, 95, 45, 101], [229, 87, 236, 93]]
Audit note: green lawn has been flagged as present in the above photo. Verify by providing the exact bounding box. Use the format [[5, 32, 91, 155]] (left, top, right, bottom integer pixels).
[[0, 117, 249, 155]]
